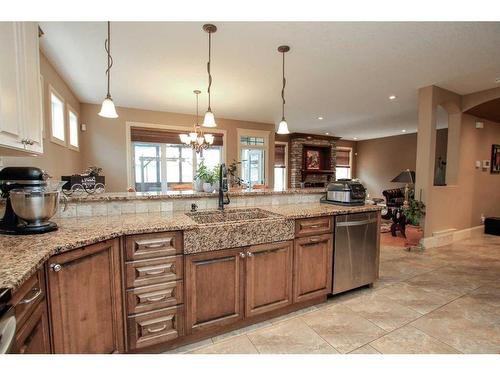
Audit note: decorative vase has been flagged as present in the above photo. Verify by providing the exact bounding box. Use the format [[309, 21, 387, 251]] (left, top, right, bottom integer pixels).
[[405, 225, 423, 247], [203, 183, 215, 193]]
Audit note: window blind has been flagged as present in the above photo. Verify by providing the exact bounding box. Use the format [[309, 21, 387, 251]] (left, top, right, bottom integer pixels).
[[274, 144, 286, 167], [336, 149, 351, 167], [131, 127, 223, 146]]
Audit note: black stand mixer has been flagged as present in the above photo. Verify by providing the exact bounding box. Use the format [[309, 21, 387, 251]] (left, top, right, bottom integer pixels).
[[0, 167, 59, 235]]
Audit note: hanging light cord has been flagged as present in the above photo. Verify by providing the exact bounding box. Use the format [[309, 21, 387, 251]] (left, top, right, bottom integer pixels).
[[281, 50, 286, 121], [104, 21, 113, 99], [207, 30, 212, 110]]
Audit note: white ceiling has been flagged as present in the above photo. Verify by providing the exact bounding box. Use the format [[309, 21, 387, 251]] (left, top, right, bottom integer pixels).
[[39, 22, 500, 140]]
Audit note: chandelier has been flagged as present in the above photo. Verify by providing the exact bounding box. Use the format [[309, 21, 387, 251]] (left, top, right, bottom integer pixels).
[[179, 90, 214, 152]]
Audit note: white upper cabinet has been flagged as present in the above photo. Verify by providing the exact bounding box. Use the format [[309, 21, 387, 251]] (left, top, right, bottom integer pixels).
[[0, 22, 43, 155]]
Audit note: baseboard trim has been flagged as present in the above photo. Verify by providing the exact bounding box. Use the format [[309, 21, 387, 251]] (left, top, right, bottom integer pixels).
[[421, 225, 484, 249]]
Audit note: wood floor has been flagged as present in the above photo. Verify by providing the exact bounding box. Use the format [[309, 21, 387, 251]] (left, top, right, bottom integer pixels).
[[166, 233, 500, 354]]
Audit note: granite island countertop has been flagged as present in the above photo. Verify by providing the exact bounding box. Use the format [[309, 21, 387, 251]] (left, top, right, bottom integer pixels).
[[0, 203, 381, 292]]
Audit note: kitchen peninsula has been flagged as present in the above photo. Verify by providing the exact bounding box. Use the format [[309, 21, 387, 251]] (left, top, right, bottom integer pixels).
[[0, 189, 381, 353]]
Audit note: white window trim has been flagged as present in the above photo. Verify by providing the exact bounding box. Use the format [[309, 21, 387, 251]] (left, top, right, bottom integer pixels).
[[336, 146, 353, 179], [66, 103, 79, 152], [274, 141, 288, 190], [237, 128, 270, 187], [48, 84, 66, 147], [125, 121, 227, 190]]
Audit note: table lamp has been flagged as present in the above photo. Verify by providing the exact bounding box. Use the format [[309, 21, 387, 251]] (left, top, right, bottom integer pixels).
[[391, 169, 415, 207]]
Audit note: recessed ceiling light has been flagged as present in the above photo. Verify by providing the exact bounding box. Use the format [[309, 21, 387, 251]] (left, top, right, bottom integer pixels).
[[496, 78, 500, 83], [317, 116, 324, 120], [389, 95, 397, 100], [402, 129, 406, 133], [325, 132, 329, 135], [353, 137, 358, 140]]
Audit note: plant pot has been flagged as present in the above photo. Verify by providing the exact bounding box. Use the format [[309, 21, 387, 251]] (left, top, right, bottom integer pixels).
[[405, 224, 423, 247], [193, 179, 204, 192], [212, 180, 220, 192], [203, 183, 215, 193]]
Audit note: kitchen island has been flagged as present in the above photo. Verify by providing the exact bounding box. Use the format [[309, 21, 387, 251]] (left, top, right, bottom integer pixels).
[[0, 200, 381, 353]]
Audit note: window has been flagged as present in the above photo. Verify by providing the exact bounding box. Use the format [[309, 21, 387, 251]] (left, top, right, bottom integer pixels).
[[49, 87, 65, 144], [274, 143, 287, 191], [238, 131, 269, 187], [335, 147, 352, 180], [68, 107, 79, 150], [133, 141, 223, 192]]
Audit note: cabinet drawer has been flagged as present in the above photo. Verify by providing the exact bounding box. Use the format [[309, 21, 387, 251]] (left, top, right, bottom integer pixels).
[[295, 216, 333, 237], [127, 305, 185, 350], [125, 231, 183, 261], [12, 270, 45, 327], [126, 280, 184, 314], [125, 256, 184, 288], [14, 301, 50, 354]]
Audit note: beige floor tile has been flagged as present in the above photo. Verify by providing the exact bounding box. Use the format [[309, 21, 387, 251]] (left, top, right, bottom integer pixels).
[[411, 309, 500, 354], [375, 281, 454, 314], [370, 325, 459, 354], [433, 296, 500, 326], [268, 306, 318, 325], [404, 270, 478, 298], [211, 321, 272, 343], [467, 284, 500, 307], [343, 293, 422, 331], [301, 304, 386, 354], [164, 338, 214, 354], [247, 318, 338, 354], [190, 335, 258, 354], [379, 258, 435, 283], [348, 344, 380, 354]]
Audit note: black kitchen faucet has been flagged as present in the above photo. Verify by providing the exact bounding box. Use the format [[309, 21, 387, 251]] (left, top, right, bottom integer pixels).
[[218, 163, 230, 210]]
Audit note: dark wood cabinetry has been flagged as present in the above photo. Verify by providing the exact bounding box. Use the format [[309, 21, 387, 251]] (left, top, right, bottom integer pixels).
[[245, 241, 293, 317], [293, 233, 333, 303], [12, 270, 50, 354], [46, 239, 124, 354], [185, 248, 245, 335]]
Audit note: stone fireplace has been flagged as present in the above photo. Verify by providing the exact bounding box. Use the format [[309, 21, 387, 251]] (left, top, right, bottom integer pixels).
[[289, 133, 338, 188]]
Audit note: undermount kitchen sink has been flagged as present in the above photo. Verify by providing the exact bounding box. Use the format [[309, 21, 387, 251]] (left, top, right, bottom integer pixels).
[[186, 208, 281, 224]]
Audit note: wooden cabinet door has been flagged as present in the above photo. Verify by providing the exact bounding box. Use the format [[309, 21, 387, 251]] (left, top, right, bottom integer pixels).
[[14, 302, 50, 354], [245, 241, 293, 317], [185, 248, 244, 335], [47, 239, 125, 353], [293, 234, 333, 303]]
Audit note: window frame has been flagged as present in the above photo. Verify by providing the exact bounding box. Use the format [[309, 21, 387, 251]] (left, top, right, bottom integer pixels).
[[48, 84, 66, 147], [126, 121, 227, 191], [66, 104, 79, 151], [335, 146, 353, 180], [237, 128, 270, 187]]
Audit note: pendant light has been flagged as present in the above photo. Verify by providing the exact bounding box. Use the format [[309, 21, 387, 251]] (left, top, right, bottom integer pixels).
[[202, 24, 217, 128], [99, 21, 118, 118], [179, 90, 214, 152], [276, 45, 290, 134]]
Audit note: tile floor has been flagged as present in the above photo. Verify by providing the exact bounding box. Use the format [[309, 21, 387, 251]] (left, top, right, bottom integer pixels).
[[167, 234, 500, 354]]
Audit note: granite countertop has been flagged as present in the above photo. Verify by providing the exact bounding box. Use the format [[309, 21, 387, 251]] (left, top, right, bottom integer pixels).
[[0, 203, 380, 292], [65, 187, 326, 202]]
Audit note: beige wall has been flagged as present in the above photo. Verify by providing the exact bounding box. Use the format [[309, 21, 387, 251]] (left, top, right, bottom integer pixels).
[[416, 85, 500, 236], [356, 133, 417, 198], [2, 52, 83, 178], [80, 104, 276, 192]]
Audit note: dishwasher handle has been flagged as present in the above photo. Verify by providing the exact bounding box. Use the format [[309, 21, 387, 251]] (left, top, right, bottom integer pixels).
[[336, 218, 378, 227], [0, 308, 16, 354]]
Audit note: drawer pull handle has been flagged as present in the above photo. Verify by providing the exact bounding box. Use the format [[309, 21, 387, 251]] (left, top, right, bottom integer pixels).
[[306, 224, 323, 229], [309, 237, 322, 243], [143, 241, 169, 249], [145, 294, 167, 303], [19, 288, 42, 305], [144, 268, 167, 276], [147, 324, 168, 334]]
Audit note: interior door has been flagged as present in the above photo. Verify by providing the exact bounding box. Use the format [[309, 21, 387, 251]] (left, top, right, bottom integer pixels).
[[245, 241, 293, 317], [185, 248, 245, 335]]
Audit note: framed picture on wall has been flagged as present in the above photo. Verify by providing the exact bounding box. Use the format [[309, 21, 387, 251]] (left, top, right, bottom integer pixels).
[[491, 144, 500, 174], [305, 150, 321, 170]]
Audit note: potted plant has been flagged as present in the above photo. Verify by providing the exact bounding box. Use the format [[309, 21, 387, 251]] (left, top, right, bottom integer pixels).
[[403, 198, 426, 247], [227, 160, 243, 189], [193, 161, 207, 192], [194, 162, 216, 193]]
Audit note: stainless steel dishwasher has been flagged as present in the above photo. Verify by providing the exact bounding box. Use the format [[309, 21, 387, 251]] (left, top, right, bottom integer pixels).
[[332, 211, 380, 294]]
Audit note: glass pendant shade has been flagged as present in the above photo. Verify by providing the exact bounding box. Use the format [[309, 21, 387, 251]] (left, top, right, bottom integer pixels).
[[189, 132, 198, 142], [179, 134, 190, 143], [277, 119, 290, 134], [203, 110, 217, 127], [98, 97, 118, 118], [204, 134, 214, 144]]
